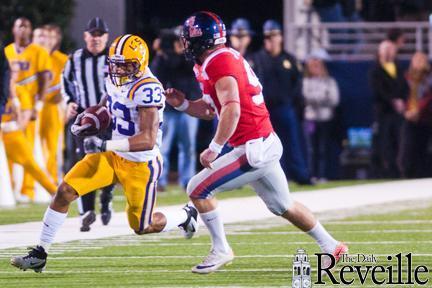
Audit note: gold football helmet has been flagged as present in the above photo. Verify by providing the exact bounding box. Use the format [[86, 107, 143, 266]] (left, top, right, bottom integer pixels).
[[108, 34, 149, 86]]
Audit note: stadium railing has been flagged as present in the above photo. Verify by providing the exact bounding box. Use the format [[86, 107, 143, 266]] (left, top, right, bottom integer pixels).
[[286, 21, 432, 61]]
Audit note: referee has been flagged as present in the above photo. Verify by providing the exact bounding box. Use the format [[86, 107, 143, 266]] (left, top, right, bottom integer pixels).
[[62, 17, 114, 232]]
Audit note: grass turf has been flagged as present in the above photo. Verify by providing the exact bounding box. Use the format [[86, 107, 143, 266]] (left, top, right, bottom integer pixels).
[[0, 201, 430, 287], [0, 180, 381, 225]]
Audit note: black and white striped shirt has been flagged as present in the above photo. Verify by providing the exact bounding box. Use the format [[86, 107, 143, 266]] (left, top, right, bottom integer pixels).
[[61, 48, 108, 110]]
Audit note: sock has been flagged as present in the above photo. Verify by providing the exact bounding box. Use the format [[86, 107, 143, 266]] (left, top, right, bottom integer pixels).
[[39, 207, 67, 252], [307, 221, 338, 253], [200, 208, 231, 253], [161, 208, 188, 232]]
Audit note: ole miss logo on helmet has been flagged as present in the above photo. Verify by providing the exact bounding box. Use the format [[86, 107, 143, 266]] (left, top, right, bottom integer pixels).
[[186, 16, 203, 37]]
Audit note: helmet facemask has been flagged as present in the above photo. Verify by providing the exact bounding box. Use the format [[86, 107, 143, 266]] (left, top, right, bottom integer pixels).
[[108, 56, 141, 87]]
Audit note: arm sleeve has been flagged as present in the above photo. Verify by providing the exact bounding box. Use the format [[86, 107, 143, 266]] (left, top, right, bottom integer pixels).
[[327, 78, 340, 107], [37, 48, 52, 73], [132, 82, 165, 108], [290, 56, 304, 102], [61, 56, 76, 104]]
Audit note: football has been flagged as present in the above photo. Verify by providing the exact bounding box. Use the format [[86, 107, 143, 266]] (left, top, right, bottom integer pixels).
[[80, 105, 111, 136]]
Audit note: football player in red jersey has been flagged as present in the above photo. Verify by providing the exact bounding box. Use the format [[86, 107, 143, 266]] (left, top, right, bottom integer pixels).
[[165, 11, 348, 274]]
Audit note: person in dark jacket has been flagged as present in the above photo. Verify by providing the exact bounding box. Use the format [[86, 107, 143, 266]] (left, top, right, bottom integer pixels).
[[0, 45, 9, 121], [151, 28, 201, 190], [250, 20, 312, 185], [369, 40, 408, 178]]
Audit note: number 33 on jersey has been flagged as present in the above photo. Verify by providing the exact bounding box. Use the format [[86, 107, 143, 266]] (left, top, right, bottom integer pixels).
[[105, 70, 165, 162]]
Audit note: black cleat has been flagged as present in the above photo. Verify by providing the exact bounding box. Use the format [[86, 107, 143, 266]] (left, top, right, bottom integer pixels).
[[100, 190, 113, 226], [101, 207, 112, 226], [10, 246, 47, 273], [179, 204, 199, 239], [80, 210, 96, 232]]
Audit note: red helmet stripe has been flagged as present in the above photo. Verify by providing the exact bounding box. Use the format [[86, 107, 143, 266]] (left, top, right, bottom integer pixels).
[[202, 11, 223, 38]]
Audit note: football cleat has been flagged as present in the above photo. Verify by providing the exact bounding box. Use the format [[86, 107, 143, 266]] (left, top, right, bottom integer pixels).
[[100, 203, 113, 226], [321, 242, 349, 276], [80, 210, 96, 232], [10, 246, 47, 273], [101, 209, 112, 226], [179, 204, 198, 239], [100, 190, 113, 226], [192, 249, 234, 274]]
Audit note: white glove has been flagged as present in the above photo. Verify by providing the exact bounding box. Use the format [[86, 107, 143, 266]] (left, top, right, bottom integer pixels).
[[83, 136, 106, 154], [71, 112, 91, 136]]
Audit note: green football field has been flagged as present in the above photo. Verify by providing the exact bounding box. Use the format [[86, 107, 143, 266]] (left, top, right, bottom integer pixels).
[[0, 180, 381, 225], [0, 193, 430, 287]]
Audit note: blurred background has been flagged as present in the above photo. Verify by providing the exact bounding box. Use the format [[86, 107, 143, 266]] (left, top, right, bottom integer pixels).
[[1, 0, 432, 208]]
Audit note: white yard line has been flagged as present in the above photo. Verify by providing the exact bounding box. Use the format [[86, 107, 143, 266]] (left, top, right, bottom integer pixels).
[[1, 179, 432, 250]]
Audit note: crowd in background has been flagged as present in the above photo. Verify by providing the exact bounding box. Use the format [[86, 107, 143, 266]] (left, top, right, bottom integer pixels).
[[370, 35, 432, 179], [1, 13, 432, 208]]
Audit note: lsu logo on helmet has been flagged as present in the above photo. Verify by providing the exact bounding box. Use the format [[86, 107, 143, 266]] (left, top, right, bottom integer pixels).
[[108, 34, 149, 86]]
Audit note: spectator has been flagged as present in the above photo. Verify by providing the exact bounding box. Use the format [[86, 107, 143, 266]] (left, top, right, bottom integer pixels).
[[39, 24, 68, 185], [303, 51, 339, 182], [399, 52, 432, 178], [387, 28, 405, 52], [229, 18, 254, 58], [5, 17, 52, 202], [251, 20, 312, 185], [32, 27, 47, 47], [369, 40, 408, 178], [151, 28, 201, 190]]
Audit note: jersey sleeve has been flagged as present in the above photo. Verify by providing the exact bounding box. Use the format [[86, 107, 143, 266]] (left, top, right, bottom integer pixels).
[[205, 53, 242, 84], [37, 47, 52, 73], [130, 81, 165, 108]]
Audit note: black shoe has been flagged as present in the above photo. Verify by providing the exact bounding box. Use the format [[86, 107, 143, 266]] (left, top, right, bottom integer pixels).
[[179, 204, 199, 239], [80, 210, 96, 232], [100, 189, 113, 225], [101, 207, 112, 226], [10, 246, 47, 273]]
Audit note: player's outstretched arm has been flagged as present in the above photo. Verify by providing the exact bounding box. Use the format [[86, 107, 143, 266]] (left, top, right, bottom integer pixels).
[[165, 88, 215, 120]]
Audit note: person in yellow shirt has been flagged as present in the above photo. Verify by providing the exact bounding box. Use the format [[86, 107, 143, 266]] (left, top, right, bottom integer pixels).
[[1, 82, 56, 195], [4, 17, 52, 200], [33, 27, 47, 47], [39, 24, 68, 184]]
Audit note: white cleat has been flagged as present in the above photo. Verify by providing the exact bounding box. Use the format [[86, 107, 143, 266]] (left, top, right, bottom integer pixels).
[[192, 249, 234, 274]]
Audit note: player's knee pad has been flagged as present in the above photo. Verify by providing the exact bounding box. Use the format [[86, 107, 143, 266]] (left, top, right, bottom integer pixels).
[[186, 175, 212, 199], [263, 195, 294, 216]]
